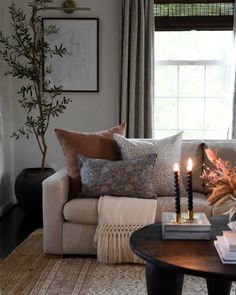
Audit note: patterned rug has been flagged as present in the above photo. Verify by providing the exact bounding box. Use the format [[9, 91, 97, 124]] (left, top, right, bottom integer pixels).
[[0, 230, 235, 294]]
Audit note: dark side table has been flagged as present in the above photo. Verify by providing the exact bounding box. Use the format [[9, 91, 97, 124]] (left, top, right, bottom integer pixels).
[[130, 217, 236, 295]]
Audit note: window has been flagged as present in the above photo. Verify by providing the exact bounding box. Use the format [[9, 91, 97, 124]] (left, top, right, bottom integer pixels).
[[153, 1, 234, 139], [154, 31, 233, 139]]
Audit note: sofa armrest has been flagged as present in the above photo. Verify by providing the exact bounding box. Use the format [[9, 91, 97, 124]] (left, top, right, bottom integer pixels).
[[43, 168, 69, 254]]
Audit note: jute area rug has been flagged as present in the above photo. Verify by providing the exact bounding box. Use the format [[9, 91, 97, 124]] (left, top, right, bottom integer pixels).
[[0, 230, 235, 295]]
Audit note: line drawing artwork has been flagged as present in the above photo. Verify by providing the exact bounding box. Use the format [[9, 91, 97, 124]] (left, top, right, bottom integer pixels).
[[69, 29, 90, 84], [43, 18, 98, 92]]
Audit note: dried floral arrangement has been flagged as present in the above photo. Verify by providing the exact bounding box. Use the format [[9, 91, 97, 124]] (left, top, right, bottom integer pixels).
[[202, 148, 236, 219]]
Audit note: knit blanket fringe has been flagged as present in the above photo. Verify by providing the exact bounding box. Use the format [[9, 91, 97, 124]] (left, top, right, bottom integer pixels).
[[97, 224, 144, 263], [96, 196, 157, 264]]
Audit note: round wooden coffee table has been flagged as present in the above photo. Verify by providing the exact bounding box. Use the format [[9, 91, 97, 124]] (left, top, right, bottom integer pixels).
[[130, 217, 236, 295]]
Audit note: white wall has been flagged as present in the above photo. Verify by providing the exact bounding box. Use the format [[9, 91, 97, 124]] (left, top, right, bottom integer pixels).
[[0, 0, 122, 214]]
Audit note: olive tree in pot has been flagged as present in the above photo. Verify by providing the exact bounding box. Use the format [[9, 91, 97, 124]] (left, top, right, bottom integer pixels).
[[0, 0, 71, 224]]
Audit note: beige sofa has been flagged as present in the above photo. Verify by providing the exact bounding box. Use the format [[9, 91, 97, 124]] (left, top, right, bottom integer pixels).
[[43, 140, 236, 255]]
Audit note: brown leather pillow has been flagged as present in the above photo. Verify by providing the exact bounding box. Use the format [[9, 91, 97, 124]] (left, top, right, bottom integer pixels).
[[55, 123, 126, 197]]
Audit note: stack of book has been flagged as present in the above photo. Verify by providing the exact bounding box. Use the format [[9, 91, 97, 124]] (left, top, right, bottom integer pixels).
[[161, 212, 211, 240], [214, 231, 236, 264], [228, 221, 236, 232]]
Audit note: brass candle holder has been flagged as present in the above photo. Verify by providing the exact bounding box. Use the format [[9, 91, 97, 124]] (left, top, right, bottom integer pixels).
[[170, 212, 186, 224], [176, 212, 181, 223], [188, 210, 194, 220]]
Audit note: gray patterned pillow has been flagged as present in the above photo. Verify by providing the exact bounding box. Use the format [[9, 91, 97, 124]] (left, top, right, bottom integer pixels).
[[113, 132, 185, 196], [78, 153, 157, 198]]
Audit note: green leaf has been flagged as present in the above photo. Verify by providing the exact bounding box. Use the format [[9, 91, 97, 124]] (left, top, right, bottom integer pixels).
[[2, 0, 72, 168]]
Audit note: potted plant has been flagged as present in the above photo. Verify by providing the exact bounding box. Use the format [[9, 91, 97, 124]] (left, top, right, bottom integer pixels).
[[0, 0, 71, 223]]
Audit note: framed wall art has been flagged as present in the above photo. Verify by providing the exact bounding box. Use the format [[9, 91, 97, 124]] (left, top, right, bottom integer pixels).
[[42, 18, 99, 92]]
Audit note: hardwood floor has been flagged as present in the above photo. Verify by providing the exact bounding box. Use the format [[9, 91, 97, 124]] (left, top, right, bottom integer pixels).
[[0, 205, 40, 259]]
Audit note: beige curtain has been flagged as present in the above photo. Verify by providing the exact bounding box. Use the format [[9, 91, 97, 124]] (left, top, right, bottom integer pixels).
[[120, 0, 154, 138], [232, 0, 236, 138]]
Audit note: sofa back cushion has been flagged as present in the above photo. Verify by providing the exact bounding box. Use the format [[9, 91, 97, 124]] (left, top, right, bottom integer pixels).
[[55, 123, 126, 197], [203, 140, 236, 193], [180, 141, 203, 193]]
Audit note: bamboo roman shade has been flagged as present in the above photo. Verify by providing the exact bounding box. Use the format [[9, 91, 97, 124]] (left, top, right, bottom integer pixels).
[[154, 0, 234, 31]]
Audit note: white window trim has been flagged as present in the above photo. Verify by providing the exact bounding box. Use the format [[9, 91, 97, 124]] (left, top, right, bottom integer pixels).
[[155, 60, 231, 66]]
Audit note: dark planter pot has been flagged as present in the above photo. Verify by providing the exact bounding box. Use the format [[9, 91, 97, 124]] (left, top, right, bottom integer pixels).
[[15, 168, 55, 225]]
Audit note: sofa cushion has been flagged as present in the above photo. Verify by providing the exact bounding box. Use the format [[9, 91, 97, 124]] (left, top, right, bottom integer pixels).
[[63, 193, 210, 224], [114, 132, 184, 196], [55, 123, 126, 197], [63, 197, 99, 225], [180, 141, 203, 193], [203, 140, 236, 194], [78, 153, 157, 198]]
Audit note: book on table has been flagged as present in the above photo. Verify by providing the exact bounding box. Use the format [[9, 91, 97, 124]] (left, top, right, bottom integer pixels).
[[222, 230, 236, 252], [216, 236, 236, 260], [161, 212, 211, 240], [228, 221, 236, 232], [213, 229, 236, 264], [163, 230, 210, 240], [214, 240, 236, 264]]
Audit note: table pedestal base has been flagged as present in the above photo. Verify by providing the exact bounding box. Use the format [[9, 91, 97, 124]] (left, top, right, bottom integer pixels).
[[206, 278, 232, 295], [146, 263, 232, 295], [146, 263, 184, 295]]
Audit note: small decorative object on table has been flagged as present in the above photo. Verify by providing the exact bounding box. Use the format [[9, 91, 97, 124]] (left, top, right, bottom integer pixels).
[[161, 212, 211, 240], [202, 149, 236, 263], [163, 159, 211, 240], [173, 159, 195, 223], [201, 148, 236, 221]]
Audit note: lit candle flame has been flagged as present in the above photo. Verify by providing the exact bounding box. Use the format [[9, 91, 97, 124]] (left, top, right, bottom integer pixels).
[[187, 158, 192, 172], [173, 163, 179, 172]]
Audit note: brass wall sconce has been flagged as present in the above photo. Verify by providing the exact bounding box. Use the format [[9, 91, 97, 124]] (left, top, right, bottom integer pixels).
[[43, 0, 90, 13]]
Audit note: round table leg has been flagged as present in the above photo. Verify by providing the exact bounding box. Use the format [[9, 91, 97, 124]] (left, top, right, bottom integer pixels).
[[145, 263, 184, 295], [206, 277, 232, 295]]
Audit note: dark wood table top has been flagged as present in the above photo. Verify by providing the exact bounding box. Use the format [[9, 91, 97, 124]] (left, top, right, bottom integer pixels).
[[130, 217, 236, 281]]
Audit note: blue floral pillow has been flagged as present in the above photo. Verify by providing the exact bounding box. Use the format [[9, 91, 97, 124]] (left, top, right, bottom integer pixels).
[[78, 153, 157, 198]]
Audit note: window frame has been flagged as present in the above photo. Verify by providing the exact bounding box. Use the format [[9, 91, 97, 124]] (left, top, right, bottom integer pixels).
[[153, 1, 234, 139], [154, 33, 233, 139]]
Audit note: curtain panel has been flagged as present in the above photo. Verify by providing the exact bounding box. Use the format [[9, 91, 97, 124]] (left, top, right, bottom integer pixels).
[[232, 0, 236, 138], [120, 0, 154, 138]]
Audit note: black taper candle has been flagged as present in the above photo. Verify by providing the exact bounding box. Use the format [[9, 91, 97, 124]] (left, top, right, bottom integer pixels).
[[187, 158, 193, 213], [187, 170, 193, 211], [173, 164, 181, 218]]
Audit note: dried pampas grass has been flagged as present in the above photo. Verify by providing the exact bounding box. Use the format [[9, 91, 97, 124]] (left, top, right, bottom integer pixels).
[[202, 148, 236, 209]]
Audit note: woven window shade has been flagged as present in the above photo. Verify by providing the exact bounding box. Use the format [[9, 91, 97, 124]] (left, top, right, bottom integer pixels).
[[154, 0, 234, 31]]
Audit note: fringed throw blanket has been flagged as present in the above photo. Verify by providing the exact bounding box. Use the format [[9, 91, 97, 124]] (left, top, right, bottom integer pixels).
[[95, 195, 157, 263]]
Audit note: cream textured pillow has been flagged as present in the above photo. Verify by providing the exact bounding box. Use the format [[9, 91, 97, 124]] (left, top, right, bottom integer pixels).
[[113, 132, 184, 196]]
